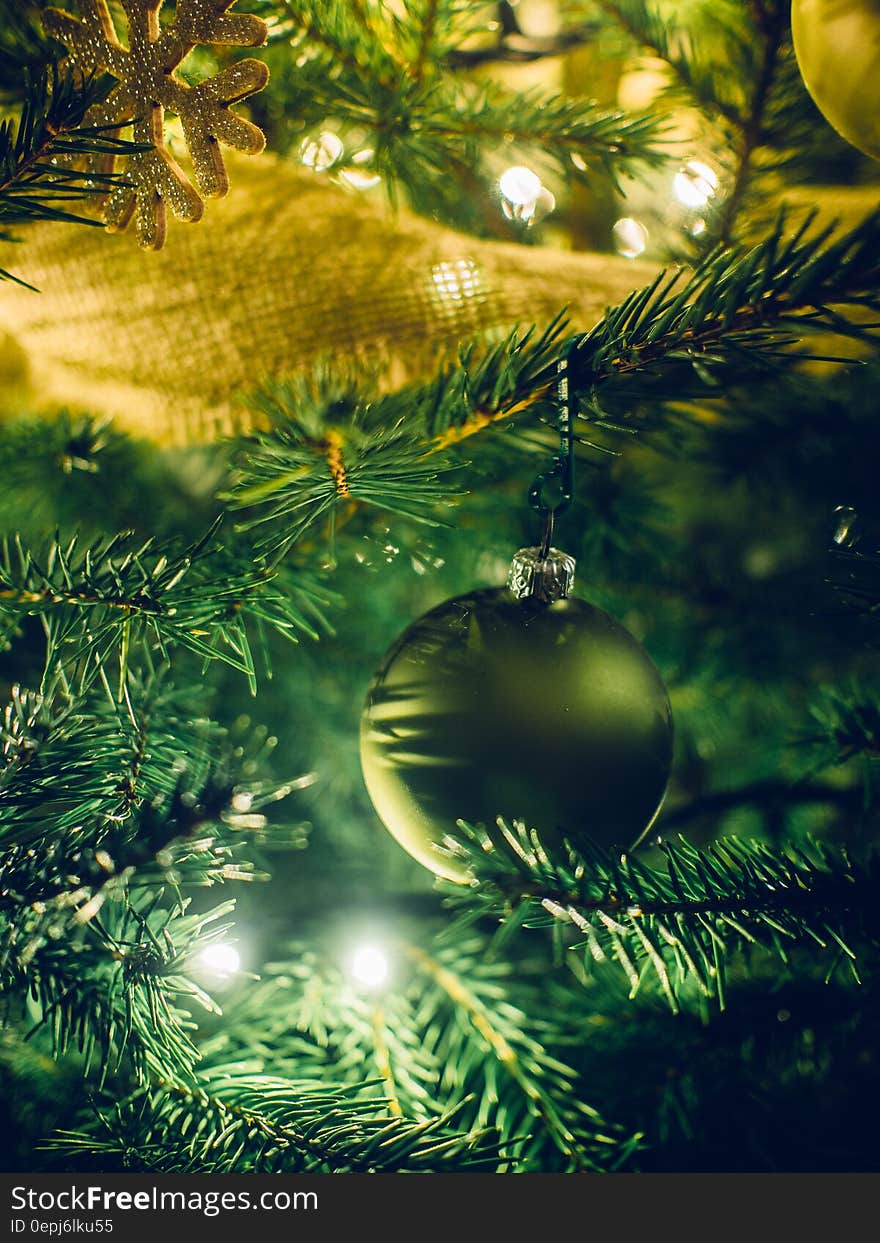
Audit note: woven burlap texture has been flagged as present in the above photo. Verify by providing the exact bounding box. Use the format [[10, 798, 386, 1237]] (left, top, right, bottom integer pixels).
[[0, 155, 658, 444]]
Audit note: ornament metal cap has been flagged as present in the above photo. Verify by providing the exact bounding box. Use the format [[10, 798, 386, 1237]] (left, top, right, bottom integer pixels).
[[507, 546, 576, 603]]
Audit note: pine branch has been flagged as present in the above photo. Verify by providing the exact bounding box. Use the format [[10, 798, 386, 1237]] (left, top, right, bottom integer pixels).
[[575, 211, 880, 396], [0, 682, 214, 846], [591, 0, 749, 131], [277, 0, 669, 202], [205, 943, 640, 1171], [712, 0, 788, 245], [0, 65, 143, 284], [401, 938, 639, 1170], [219, 958, 441, 1117], [2, 895, 235, 1087], [802, 681, 880, 776], [0, 678, 310, 1122], [0, 523, 332, 697], [441, 820, 880, 1013], [592, 0, 853, 244], [452, 213, 880, 410], [50, 1072, 501, 1173], [226, 216, 880, 553], [0, 677, 302, 955], [223, 316, 570, 557], [410, 0, 441, 85], [222, 370, 462, 560], [422, 212, 880, 438], [418, 82, 668, 182]]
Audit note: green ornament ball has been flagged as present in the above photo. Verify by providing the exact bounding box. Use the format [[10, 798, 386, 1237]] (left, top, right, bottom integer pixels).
[[359, 585, 674, 883]]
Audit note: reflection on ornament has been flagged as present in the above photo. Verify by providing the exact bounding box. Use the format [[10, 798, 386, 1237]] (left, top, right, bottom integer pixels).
[[673, 160, 718, 209], [613, 217, 649, 259], [792, 0, 880, 160], [339, 168, 382, 190], [360, 579, 673, 883]]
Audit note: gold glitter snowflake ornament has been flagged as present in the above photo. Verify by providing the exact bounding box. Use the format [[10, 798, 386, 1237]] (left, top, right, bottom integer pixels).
[[43, 1, 270, 249]]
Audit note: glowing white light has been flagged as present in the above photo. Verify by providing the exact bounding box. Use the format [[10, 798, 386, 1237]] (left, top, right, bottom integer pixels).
[[196, 943, 241, 978], [673, 160, 718, 209], [499, 165, 544, 221], [612, 217, 649, 259], [350, 943, 389, 990], [499, 165, 541, 206], [300, 131, 344, 171]]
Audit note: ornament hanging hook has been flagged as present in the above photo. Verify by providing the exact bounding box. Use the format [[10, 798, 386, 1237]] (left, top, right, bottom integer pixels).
[[509, 338, 581, 603], [539, 507, 555, 559], [528, 336, 579, 545]]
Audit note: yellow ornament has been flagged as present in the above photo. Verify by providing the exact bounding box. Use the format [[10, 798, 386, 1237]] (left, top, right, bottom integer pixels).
[[43, 0, 269, 249], [792, 0, 880, 161]]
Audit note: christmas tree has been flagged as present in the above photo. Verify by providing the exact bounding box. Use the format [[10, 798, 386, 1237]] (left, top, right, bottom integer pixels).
[[1, 0, 880, 1175]]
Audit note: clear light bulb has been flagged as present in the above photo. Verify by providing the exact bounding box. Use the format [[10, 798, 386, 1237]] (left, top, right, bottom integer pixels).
[[499, 165, 543, 222], [673, 160, 718, 209], [499, 165, 541, 205], [300, 131, 344, 172], [612, 217, 649, 259]]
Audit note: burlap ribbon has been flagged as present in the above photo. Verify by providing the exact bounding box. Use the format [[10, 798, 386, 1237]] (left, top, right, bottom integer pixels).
[[0, 155, 659, 443], [1, 158, 874, 444]]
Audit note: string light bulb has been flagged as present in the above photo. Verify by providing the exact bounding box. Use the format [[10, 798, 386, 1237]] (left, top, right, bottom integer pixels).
[[612, 217, 649, 259], [498, 165, 554, 224], [673, 160, 718, 209], [499, 164, 541, 207], [195, 942, 241, 980], [300, 131, 344, 172], [349, 943, 390, 991]]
